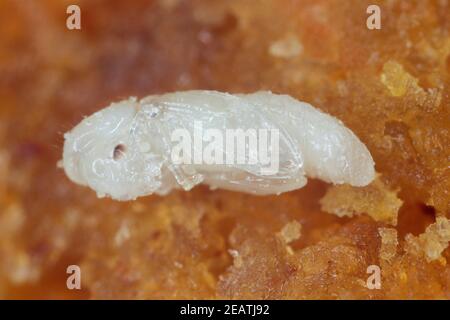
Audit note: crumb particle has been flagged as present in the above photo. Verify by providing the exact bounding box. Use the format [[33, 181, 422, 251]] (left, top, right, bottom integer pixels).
[[405, 217, 450, 262], [320, 176, 402, 226], [277, 220, 302, 244]]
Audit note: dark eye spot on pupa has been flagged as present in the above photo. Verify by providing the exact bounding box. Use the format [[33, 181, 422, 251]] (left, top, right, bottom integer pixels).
[[113, 144, 126, 160]]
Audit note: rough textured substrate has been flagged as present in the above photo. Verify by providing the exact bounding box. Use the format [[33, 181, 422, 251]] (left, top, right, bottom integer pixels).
[[0, 0, 449, 299]]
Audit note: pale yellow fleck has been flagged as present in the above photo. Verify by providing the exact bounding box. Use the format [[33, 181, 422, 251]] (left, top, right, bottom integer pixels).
[[0, 203, 25, 235], [380, 60, 420, 97], [399, 272, 408, 283], [269, 34, 303, 59], [9, 252, 40, 284], [228, 249, 243, 268], [285, 246, 294, 255], [114, 221, 131, 246], [356, 278, 367, 288], [378, 227, 398, 262]]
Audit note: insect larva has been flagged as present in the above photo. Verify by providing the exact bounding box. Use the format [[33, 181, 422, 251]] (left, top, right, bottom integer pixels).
[[62, 90, 375, 201]]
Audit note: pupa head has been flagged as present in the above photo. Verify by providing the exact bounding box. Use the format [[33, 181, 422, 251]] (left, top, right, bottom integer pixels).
[[62, 99, 165, 200]]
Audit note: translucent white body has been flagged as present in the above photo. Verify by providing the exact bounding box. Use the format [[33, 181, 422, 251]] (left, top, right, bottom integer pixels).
[[62, 91, 375, 201]]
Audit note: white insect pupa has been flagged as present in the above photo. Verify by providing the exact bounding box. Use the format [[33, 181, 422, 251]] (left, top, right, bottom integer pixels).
[[62, 90, 375, 201]]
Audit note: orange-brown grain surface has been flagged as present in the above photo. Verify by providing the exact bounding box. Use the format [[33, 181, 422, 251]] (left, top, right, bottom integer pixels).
[[0, 0, 449, 299]]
